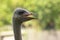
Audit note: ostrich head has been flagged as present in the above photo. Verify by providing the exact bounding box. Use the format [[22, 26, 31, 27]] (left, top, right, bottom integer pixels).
[[13, 8, 35, 23]]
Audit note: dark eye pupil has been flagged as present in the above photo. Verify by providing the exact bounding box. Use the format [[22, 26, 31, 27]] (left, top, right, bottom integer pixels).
[[18, 11, 24, 15]]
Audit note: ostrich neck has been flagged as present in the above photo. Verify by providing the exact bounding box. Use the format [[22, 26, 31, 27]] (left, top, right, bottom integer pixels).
[[13, 18, 22, 40], [13, 17, 35, 40]]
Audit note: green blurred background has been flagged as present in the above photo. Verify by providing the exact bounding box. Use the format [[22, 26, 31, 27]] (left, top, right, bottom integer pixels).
[[0, 0, 60, 29]]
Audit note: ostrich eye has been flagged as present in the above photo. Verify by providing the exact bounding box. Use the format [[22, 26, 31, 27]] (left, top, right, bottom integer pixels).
[[18, 11, 25, 15], [18, 11, 24, 15]]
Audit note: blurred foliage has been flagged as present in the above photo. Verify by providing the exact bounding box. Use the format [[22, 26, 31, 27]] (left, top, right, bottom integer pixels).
[[0, 0, 60, 29]]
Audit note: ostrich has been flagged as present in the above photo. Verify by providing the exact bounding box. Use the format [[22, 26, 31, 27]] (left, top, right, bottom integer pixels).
[[12, 8, 35, 40]]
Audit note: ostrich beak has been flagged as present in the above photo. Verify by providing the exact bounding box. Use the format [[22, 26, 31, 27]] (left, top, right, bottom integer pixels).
[[20, 13, 36, 22], [23, 13, 35, 19]]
